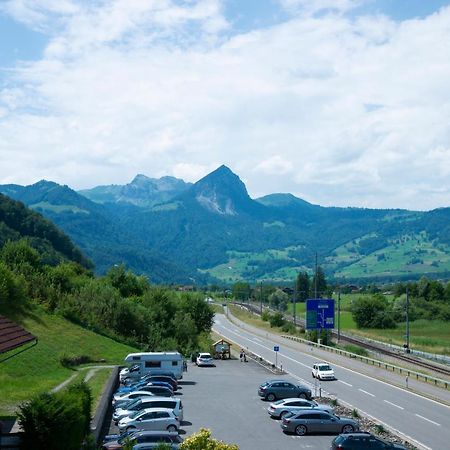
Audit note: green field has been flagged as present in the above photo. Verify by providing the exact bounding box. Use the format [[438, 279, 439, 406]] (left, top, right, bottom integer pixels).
[[251, 294, 450, 355], [201, 232, 450, 282], [0, 306, 137, 416]]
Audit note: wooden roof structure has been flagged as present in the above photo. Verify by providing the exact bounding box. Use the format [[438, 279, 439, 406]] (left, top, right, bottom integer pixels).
[[0, 315, 36, 354]]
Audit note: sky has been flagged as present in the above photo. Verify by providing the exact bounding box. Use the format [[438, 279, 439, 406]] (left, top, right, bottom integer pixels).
[[1, 0, 450, 211]]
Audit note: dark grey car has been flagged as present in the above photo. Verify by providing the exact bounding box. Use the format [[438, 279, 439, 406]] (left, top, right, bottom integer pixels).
[[258, 380, 312, 401], [280, 410, 359, 436], [331, 432, 407, 449]]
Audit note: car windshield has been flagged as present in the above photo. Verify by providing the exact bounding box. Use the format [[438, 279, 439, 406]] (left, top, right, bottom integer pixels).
[[129, 410, 142, 419], [200, 353, 211, 358], [125, 399, 140, 410], [319, 365, 331, 371], [273, 400, 285, 405], [283, 412, 295, 419]]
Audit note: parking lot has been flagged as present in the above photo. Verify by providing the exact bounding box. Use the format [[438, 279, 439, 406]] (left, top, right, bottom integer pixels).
[[108, 357, 336, 450]]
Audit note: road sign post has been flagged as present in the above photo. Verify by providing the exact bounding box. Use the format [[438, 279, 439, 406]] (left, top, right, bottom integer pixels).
[[274, 346, 279, 368]]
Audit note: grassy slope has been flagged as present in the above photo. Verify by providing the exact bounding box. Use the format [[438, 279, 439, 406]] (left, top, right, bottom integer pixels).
[[0, 306, 137, 415]]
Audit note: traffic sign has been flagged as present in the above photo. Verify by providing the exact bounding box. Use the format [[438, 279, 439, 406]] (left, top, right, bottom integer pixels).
[[274, 346, 280, 352], [306, 299, 335, 330]]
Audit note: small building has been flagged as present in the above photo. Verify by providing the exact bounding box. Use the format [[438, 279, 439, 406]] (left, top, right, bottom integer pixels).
[[213, 338, 232, 359]]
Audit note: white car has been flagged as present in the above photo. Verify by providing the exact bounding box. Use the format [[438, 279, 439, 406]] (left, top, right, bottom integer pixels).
[[120, 364, 141, 383], [267, 398, 334, 419], [118, 407, 180, 433], [196, 352, 214, 366], [312, 362, 335, 380], [112, 391, 155, 408]]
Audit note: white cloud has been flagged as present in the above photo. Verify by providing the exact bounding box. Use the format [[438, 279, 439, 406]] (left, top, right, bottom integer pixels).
[[0, 1, 450, 210]]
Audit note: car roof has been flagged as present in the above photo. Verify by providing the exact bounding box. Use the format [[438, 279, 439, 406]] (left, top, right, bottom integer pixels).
[[136, 407, 174, 414], [138, 396, 180, 403], [132, 431, 179, 437]]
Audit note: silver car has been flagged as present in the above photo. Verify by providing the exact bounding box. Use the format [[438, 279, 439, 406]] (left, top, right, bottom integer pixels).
[[280, 410, 359, 436], [268, 398, 334, 419], [113, 391, 155, 409], [118, 408, 180, 433]]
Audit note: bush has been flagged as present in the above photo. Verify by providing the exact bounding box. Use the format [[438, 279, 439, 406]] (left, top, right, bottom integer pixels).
[[281, 322, 297, 334], [60, 354, 94, 368], [261, 310, 270, 321], [180, 428, 238, 450], [17, 382, 92, 450], [268, 312, 285, 328], [342, 344, 369, 357]]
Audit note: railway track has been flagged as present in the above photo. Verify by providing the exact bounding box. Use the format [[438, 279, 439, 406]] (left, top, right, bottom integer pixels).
[[232, 302, 450, 378]]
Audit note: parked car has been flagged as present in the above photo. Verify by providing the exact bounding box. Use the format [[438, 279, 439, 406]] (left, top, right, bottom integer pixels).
[[312, 362, 335, 380], [144, 375, 178, 391], [118, 408, 180, 433], [124, 371, 177, 387], [258, 380, 312, 401], [113, 397, 184, 423], [116, 381, 174, 395], [331, 432, 408, 449], [196, 352, 214, 366], [280, 410, 359, 436], [113, 391, 155, 408], [102, 430, 182, 450], [267, 398, 334, 419]]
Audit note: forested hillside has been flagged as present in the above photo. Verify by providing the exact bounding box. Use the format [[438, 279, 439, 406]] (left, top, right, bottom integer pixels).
[[2, 166, 450, 284]]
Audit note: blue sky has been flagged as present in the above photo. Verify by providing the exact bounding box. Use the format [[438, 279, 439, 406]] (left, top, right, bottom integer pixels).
[[1, 0, 450, 210]]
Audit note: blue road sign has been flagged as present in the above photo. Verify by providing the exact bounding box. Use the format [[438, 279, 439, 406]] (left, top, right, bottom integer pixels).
[[306, 299, 335, 330], [274, 346, 280, 352]]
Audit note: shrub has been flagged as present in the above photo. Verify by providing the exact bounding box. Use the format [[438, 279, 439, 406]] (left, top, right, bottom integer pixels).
[[342, 344, 369, 357], [269, 312, 285, 328], [17, 382, 92, 450], [60, 354, 94, 368], [180, 428, 239, 450], [351, 409, 360, 418], [261, 310, 270, 321]]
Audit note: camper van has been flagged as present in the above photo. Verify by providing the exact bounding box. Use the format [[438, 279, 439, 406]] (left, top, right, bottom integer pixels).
[[120, 352, 183, 382]]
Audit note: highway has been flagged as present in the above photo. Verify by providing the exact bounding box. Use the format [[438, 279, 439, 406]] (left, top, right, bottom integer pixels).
[[213, 311, 449, 450]]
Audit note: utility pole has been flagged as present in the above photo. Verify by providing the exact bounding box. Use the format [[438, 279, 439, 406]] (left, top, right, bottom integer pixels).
[[337, 287, 341, 343], [405, 288, 410, 353], [260, 282, 263, 316], [293, 280, 296, 327], [314, 252, 318, 298]]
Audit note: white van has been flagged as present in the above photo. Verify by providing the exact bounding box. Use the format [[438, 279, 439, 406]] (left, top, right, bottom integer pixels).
[[120, 352, 183, 382]]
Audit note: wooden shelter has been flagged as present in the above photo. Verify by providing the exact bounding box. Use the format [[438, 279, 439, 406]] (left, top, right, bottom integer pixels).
[[213, 338, 232, 359], [0, 315, 36, 355]]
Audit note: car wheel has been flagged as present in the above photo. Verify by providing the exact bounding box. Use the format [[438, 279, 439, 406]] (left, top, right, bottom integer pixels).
[[126, 426, 136, 432], [167, 425, 177, 432], [280, 410, 290, 419], [311, 372, 315, 378], [298, 393, 307, 399], [266, 393, 276, 402], [342, 425, 354, 434], [295, 425, 307, 436]]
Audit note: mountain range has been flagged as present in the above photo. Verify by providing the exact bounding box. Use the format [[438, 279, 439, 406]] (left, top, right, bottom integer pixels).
[[1, 165, 450, 284]]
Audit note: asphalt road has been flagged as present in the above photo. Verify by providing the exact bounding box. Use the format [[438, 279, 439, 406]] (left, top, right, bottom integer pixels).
[[213, 311, 449, 450]]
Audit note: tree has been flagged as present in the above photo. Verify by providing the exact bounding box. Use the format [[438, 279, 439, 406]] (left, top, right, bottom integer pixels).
[[351, 294, 396, 329], [232, 281, 250, 301], [295, 271, 310, 302], [311, 266, 327, 298], [268, 289, 288, 311]]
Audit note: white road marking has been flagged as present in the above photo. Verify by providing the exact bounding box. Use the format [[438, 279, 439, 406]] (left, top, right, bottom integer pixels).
[[358, 388, 375, 397], [252, 337, 262, 342], [415, 414, 441, 426], [384, 400, 404, 410], [338, 380, 352, 387]]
